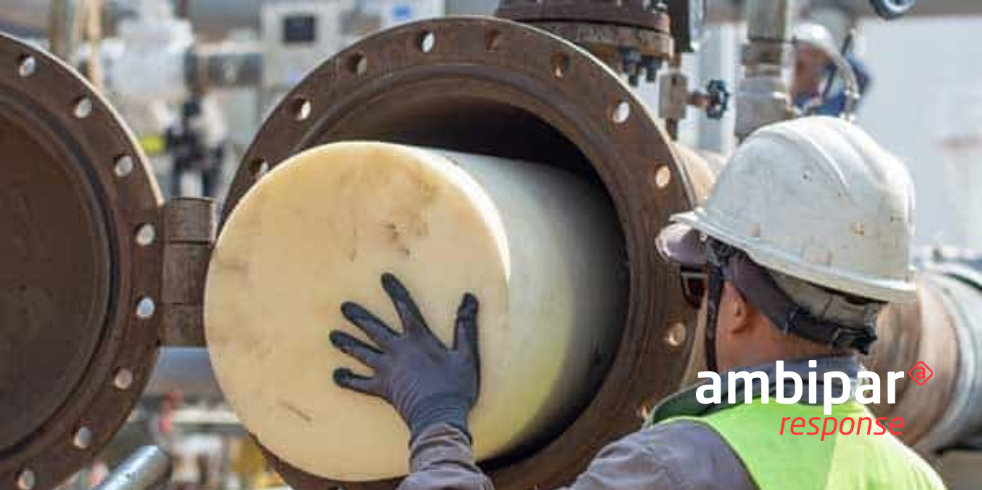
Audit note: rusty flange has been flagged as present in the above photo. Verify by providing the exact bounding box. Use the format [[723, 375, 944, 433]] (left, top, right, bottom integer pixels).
[[495, 0, 669, 31], [495, 0, 674, 83], [0, 33, 162, 490], [225, 17, 698, 490]]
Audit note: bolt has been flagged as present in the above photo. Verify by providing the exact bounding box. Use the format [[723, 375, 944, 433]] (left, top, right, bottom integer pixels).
[[18, 56, 36, 77], [73, 427, 93, 449], [619, 48, 643, 86], [16, 470, 35, 490], [114, 369, 134, 390], [643, 56, 662, 83]]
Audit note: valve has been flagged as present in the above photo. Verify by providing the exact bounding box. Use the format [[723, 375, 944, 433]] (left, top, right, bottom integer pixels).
[[704, 79, 730, 120], [689, 79, 731, 120], [869, 0, 916, 20]]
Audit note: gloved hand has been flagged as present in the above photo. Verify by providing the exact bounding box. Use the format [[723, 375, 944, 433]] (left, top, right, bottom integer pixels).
[[330, 273, 480, 442]]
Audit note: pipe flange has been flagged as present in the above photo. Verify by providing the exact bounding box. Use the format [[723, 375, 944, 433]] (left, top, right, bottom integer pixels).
[[531, 21, 674, 63], [494, 0, 673, 79], [0, 33, 163, 490], [495, 0, 670, 31], [225, 17, 697, 490], [740, 41, 792, 66]]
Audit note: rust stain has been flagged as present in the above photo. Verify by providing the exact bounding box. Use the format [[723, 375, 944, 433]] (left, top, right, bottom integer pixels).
[[216, 255, 250, 275], [279, 400, 313, 423], [385, 222, 400, 242], [349, 221, 359, 261], [408, 216, 429, 237]]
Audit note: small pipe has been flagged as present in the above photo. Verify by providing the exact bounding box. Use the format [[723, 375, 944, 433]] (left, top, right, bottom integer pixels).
[[187, 45, 263, 91], [93, 446, 172, 490], [83, 0, 104, 89], [734, 0, 794, 139], [48, 0, 80, 61], [664, 55, 683, 140], [745, 0, 792, 42]]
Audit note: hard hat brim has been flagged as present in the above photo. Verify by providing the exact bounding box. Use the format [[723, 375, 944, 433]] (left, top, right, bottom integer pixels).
[[656, 222, 707, 268], [673, 208, 919, 303]]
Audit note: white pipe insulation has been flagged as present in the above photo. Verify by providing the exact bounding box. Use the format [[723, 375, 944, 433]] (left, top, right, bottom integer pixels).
[[204, 142, 627, 480]]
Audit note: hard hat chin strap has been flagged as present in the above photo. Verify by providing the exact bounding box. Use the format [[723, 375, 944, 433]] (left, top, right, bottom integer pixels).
[[704, 240, 737, 373]]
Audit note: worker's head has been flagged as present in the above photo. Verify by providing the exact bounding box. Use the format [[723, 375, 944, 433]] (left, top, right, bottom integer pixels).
[[657, 116, 916, 373], [793, 44, 831, 98], [791, 23, 838, 99], [660, 233, 884, 372]]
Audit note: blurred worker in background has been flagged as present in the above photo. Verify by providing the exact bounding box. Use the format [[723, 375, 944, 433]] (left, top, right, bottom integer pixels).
[[330, 117, 946, 489], [792, 22, 872, 117], [164, 94, 228, 198]]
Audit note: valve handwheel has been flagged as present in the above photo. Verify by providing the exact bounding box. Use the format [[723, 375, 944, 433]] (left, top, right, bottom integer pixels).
[[870, 0, 916, 19]]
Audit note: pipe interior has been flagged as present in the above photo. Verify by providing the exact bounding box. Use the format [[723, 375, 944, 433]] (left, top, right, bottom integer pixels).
[[324, 94, 603, 185]]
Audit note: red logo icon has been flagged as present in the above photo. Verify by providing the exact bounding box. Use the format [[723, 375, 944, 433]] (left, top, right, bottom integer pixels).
[[909, 362, 933, 385]]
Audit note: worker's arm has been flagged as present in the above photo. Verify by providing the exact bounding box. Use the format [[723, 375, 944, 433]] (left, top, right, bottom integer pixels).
[[398, 420, 754, 490], [332, 274, 753, 490], [397, 424, 493, 490]]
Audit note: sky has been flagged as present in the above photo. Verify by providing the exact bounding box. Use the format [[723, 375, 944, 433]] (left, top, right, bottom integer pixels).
[[860, 16, 982, 250]]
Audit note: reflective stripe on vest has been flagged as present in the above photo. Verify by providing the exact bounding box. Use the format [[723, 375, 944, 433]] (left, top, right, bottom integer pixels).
[[663, 400, 947, 490]]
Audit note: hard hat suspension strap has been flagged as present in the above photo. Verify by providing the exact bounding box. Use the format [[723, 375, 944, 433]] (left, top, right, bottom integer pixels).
[[779, 307, 878, 355], [705, 240, 737, 373], [702, 236, 880, 372], [722, 245, 880, 355]]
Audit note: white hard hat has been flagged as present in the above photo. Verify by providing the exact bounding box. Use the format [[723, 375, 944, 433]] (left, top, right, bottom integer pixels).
[[793, 22, 839, 55], [660, 116, 917, 303]]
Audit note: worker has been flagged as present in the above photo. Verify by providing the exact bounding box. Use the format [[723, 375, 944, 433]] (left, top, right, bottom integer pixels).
[[164, 94, 228, 198], [792, 22, 872, 117], [329, 116, 947, 490]]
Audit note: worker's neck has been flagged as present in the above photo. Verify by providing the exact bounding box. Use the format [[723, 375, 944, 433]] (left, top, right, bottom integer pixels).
[[719, 318, 849, 373]]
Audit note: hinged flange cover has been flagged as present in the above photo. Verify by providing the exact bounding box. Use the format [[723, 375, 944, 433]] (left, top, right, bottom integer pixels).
[[0, 33, 163, 490]]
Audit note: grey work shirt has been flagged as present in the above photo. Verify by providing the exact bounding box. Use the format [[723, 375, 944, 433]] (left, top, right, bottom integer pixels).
[[398, 356, 862, 490]]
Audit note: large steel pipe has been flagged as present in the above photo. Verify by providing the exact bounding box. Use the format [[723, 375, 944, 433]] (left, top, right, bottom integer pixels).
[[866, 275, 959, 445], [206, 142, 627, 480], [217, 17, 699, 490], [870, 261, 982, 452]]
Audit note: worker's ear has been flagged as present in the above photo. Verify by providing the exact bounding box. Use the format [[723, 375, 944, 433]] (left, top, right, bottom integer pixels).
[[722, 282, 752, 334]]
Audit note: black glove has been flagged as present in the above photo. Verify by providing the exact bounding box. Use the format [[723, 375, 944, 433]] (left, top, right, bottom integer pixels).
[[330, 273, 480, 442]]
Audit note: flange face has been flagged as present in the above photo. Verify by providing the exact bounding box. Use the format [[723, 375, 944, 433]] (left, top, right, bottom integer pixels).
[[0, 96, 111, 453], [0, 33, 163, 490], [226, 17, 697, 490]]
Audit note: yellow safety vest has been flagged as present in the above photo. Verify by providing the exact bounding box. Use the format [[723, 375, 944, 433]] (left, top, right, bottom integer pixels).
[[663, 400, 947, 490]]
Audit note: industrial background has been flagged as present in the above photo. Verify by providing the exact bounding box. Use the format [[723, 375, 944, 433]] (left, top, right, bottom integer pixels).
[[3, 1, 982, 490]]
